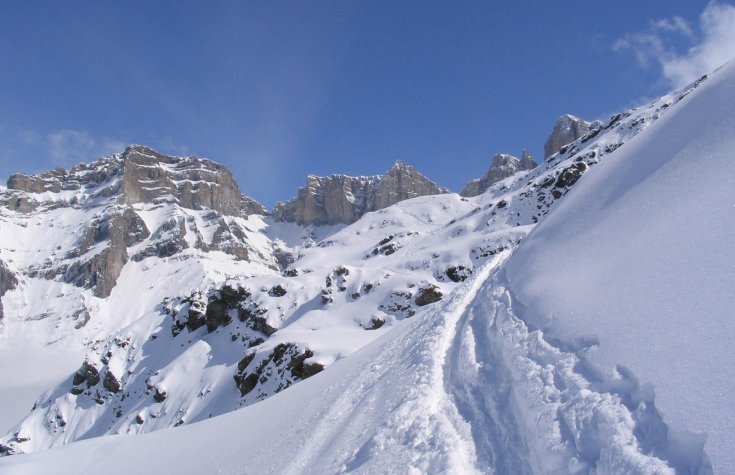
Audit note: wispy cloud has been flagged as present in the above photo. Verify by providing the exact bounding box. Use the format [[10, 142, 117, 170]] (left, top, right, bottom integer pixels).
[[614, 1, 735, 88], [0, 126, 127, 179], [45, 130, 126, 164]]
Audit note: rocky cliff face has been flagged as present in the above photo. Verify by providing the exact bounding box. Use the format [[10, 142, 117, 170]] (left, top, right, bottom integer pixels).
[[544, 115, 604, 159], [0, 260, 17, 321], [0, 145, 273, 299], [273, 161, 447, 226], [5, 145, 266, 216], [119, 145, 265, 216], [461, 150, 538, 197]]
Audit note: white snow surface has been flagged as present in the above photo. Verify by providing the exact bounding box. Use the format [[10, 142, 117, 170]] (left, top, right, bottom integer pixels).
[[507, 61, 735, 472], [0, 61, 731, 474]]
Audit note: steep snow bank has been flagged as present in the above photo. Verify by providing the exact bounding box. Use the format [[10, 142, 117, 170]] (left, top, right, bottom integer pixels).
[[506, 61, 735, 472]]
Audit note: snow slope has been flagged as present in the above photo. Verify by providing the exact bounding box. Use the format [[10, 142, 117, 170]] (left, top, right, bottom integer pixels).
[[507, 61, 735, 472], [0, 253, 679, 474], [0, 61, 729, 473]]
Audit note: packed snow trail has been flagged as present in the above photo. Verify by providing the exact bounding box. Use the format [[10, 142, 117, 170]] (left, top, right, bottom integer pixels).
[[445, 269, 688, 474], [279, 255, 503, 474], [0, 248, 695, 474], [0, 255, 503, 474]]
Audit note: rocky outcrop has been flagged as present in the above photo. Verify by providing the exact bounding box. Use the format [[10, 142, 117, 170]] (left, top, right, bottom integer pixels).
[[461, 150, 538, 197], [63, 207, 150, 298], [0, 260, 18, 321], [4, 145, 265, 217], [233, 343, 323, 397], [119, 145, 265, 216], [273, 161, 447, 226], [544, 115, 604, 159]]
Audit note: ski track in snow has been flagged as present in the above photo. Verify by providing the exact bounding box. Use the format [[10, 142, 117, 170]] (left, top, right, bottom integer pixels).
[[279, 255, 501, 474], [443, 259, 721, 475], [279, 251, 680, 474]]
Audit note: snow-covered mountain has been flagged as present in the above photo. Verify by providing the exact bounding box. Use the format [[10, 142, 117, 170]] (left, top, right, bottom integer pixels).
[[273, 160, 448, 225], [0, 60, 732, 474]]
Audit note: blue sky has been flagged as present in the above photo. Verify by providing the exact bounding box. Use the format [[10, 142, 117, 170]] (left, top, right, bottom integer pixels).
[[1, 1, 733, 207]]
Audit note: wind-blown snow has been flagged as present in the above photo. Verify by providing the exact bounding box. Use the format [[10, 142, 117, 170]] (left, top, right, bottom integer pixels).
[[507, 61, 735, 472]]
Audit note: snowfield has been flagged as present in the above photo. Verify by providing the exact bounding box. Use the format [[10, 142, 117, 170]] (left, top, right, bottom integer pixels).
[[1, 60, 733, 474], [506, 60, 735, 472]]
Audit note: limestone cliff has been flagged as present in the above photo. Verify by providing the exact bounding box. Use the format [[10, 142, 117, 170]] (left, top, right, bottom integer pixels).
[[461, 150, 538, 197], [273, 161, 448, 226], [0, 260, 17, 320], [1, 145, 271, 298], [544, 115, 604, 159], [4, 145, 266, 216]]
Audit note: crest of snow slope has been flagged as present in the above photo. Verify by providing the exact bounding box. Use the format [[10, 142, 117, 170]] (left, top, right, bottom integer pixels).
[[506, 61, 735, 472]]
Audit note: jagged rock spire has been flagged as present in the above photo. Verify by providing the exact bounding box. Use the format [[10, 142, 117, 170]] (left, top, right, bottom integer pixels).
[[460, 150, 538, 197], [544, 114, 604, 159]]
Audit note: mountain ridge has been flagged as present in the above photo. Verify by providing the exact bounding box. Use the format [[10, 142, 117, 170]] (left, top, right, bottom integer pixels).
[[0, 69, 710, 458]]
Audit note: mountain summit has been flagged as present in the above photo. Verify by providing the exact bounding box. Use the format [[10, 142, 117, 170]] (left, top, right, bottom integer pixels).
[[543, 114, 604, 159], [461, 150, 538, 197], [273, 160, 448, 225]]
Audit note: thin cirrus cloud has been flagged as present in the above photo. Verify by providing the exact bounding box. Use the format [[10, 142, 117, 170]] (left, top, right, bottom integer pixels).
[[1, 127, 126, 174], [614, 1, 735, 89]]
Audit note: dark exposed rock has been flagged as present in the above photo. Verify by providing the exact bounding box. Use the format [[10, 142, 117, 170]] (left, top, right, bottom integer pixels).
[[365, 317, 385, 330], [273, 161, 448, 226], [554, 162, 588, 189], [0, 260, 17, 321], [205, 299, 231, 333], [237, 353, 256, 372], [74, 362, 100, 387], [72, 371, 86, 386], [7, 167, 67, 194], [0, 193, 39, 213], [234, 373, 259, 396], [446, 266, 472, 282], [204, 219, 249, 261], [103, 371, 121, 394], [220, 284, 248, 307], [415, 285, 443, 306], [153, 388, 167, 402], [287, 349, 324, 380], [131, 216, 188, 262], [273, 248, 295, 272], [0, 444, 17, 456], [61, 207, 149, 298], [63, 246, 127, 298], [247, 314, 277, 336], [379, 290, 415, 318], [233, 343, 322, 397], [268, 284, 287, 297], [185, 300, 207, 333]]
